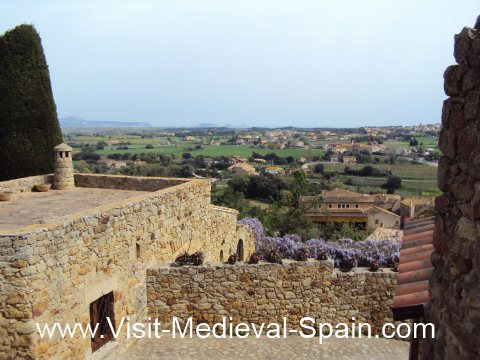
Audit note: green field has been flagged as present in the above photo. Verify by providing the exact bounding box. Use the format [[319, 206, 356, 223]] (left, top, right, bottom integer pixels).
[[414, 136, 439, 148], [74, 143, 324, 160], [383, 136, 439, 150], [192, 146, 323, 159], [323, 163, 437, 180], [321, 162, 439, 197]]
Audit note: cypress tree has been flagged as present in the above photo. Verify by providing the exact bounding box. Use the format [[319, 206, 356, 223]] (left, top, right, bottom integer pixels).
[[0, 24, 63, 181]]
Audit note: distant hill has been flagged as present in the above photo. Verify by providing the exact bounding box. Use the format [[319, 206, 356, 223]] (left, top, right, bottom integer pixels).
[[60, 116, 152, 128], [196, 123, 221, 128]]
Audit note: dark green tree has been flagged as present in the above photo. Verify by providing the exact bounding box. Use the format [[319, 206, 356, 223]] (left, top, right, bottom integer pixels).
[[264, 171, 316, 237], [382, 175, 402, 193], [0, 24, 63, 180], [314, 163, 324, 174]]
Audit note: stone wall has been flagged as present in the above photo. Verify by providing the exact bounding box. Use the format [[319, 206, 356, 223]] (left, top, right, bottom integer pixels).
[[0, 175, 255, 359], [420, 16, 480, 359], [74, 173, 188, 191], [0, 174, 53, 194], [147, 261, 396, 334]]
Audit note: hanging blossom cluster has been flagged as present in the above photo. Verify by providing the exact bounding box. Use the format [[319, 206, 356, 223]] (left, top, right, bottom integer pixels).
[[238, 217, 400, 268], [237, 217, 265, 249], [305, 238, 400, 268]]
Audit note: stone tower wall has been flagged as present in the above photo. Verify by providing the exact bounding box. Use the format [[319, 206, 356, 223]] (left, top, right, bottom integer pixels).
[[420, 17, 480, 359]]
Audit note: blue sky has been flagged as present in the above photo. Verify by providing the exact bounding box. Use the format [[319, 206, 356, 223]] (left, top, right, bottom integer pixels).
[[1, 0, 478, 127]]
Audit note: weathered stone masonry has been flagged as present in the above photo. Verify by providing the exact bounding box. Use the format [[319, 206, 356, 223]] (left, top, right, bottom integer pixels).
[[420, 17, 480, 359], [0, 174, 255, 359], [147, 261, 397, 334]]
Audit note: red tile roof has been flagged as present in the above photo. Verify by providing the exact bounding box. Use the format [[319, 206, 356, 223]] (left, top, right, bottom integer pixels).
[[392, 216, 435, 321]]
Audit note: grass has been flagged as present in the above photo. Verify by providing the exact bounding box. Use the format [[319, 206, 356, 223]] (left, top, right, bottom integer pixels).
[[248, 199, 270, 209], [415, 136, 439, 148]]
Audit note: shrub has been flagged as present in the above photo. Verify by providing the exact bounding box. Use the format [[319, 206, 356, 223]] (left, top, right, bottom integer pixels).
[[265, 249, 282, 264], [313, 163, 324, 173], [382, 176, 402, 192], [227, 254, 237, 265], [190, 251, 204, 266], [293, 247, 309, 261], [316, 249, 329, 261], [340, 257, 357, 272], [369, 258, 380, 272], [248, 252, 261, 264], [173, 251, 190, 267], [173, 251, 204, 267]]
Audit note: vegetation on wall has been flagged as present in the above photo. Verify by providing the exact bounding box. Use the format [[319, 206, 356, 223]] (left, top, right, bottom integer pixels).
[[0, 24, 62, 181]]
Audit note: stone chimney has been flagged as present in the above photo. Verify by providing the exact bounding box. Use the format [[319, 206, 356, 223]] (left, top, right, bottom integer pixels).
[[53, 143, 75, 190]]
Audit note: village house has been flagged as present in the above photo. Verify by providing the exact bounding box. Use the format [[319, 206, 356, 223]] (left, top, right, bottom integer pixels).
[[265, 166, 285, 175], [399, 197, 434, 218], [271, 141, 286, 149], [328, 142, 387, 155], [99, 158, 128, 169], [132, 160, 147, 167], [333, 146, 348, 153], [228, 156, 248, 165], [227, 162, 258, 175], [302, 188, 401, 231], [329, 154, 339, 162], [366, 206, 401, 229], [372, 193, 402, 213], [342, 155, 357, 164]]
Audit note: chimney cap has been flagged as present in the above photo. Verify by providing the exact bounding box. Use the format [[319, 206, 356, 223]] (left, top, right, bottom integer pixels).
[[53, 143, 72, 152]]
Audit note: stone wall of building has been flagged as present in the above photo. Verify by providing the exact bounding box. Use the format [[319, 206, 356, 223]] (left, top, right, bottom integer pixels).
[[0, 175, 255, 359], [207, 205, 255, 263], [147, 261, 396, 334], [420, 17, 480, 359]]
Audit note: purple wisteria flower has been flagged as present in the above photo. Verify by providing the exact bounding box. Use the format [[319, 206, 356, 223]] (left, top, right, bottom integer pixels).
[[238, 217, 401, 268]]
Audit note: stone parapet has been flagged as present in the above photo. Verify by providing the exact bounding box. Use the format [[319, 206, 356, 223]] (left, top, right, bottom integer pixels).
[[0, 174, 53, 194], [74, 173, 190, 191], [147, 261, 396, 334]]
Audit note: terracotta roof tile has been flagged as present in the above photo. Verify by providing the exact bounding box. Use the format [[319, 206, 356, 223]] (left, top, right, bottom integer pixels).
[[392, 216, 435, 321]]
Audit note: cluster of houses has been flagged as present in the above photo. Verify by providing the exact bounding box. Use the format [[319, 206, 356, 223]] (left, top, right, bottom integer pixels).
[[324, 141, 388, 155], [98, 158, 147, 169]]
